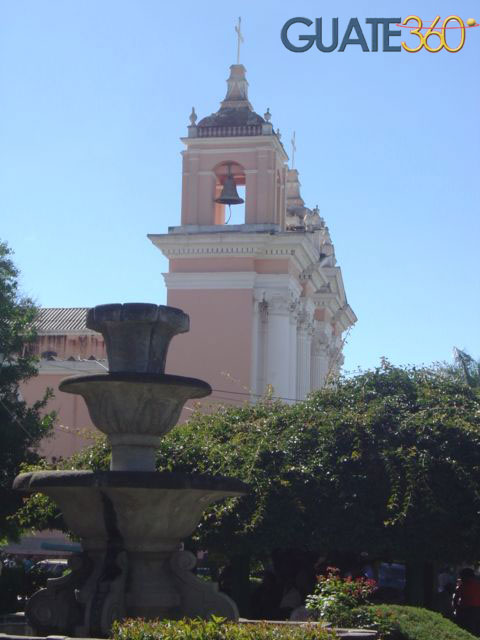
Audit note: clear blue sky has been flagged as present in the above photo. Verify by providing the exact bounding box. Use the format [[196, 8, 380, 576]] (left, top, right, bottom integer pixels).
[[1, 0, 478, 372]]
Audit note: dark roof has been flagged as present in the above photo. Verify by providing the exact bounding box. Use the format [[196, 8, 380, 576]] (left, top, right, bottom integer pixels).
[[35, 308, 91, 333], [198, 107, 265, 129]]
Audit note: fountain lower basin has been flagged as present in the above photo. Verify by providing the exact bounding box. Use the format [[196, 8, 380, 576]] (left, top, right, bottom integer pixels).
[[14, 471, 248, 634], [14, 471, 246, 551]]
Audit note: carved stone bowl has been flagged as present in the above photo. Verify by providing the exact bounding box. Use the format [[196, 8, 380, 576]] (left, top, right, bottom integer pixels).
[[59, 373, 211, 439], [14, 470, 248, 553], [15, 471, 248, 626], [86, 303, 189, 374]]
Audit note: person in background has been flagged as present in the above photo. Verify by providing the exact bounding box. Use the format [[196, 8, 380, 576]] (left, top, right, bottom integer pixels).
[[435, 582, 455, 619], [453, 568, 480, 635]]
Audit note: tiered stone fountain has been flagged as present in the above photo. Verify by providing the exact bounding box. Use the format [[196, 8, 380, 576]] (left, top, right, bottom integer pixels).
[[14, 304, 248, 638]]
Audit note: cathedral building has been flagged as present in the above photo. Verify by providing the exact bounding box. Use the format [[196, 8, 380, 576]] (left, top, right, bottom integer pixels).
[[149, 62, 356, 403], [22, 61, 356, 459]]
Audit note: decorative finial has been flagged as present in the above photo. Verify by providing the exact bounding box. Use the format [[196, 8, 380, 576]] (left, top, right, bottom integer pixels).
[[303, 208, 314, 232], [313, 204, 319, 214], [235, 17, 244, 64], [189, 107, 197, 126], [276, 128, 282, 140], [291, 131, 297, 169], [264, 108, 271, 122]]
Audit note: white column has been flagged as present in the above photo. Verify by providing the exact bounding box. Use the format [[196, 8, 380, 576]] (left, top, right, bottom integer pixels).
[[250, 295, 260, 399], [265, 295, 292, 401], [295, 300, 314, 400], [296, 321, 308, 400], [328, 335, 344, 379], [288, 315, 297, 401], [296, 320, 314, 400], [311, 340, 330, 389], [310, 321, 333, 389], [252, 296, 268, 399]]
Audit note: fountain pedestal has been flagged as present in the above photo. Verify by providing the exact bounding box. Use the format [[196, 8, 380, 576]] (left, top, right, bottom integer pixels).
[[14, 304, 248, 637]]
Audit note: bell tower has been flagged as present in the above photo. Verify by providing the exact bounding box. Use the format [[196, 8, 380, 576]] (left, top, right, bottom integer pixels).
[[149, 63, 356, 404], [180, 64, 287, 229]]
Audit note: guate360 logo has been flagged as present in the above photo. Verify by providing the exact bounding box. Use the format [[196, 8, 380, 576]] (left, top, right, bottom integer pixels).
[[281, 16, 478, 53]]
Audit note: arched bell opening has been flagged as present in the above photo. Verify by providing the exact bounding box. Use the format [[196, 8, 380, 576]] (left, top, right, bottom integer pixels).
[[213, 162, 246, 225]]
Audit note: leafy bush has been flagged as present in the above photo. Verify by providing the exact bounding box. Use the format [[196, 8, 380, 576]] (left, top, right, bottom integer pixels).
[[321, 604, 477, 640], [370, 605, 477, 640], [305, 566, 377, 622], [112, 608, 477, 640], [304, 568, 391, 635], [303, 571, 475, 639], [112, 617, 334, 640]]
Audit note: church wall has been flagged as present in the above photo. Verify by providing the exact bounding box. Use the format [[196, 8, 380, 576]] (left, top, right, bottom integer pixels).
[[20, 373, 97, 460], [170, 258, 255, 272], [33, 334, 106, 360], [253, 259, 290, 274], [166, 289, 253, 398], [169, 258, 292, 275]]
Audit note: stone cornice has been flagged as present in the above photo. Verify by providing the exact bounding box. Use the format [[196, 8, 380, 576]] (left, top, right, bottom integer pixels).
[[255, 273, 303, 299], [341, 304, 357, 328], [310, 294, 356, 331], [180, 134, 289, 162], [332, 304, 357, 332], [163, 272, 303, 300], [323, 266, 347, 304], [151, 230, 356, 332], [148, 230, 324, 276]]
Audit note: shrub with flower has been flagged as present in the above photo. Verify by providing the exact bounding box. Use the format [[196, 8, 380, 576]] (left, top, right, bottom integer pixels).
[[305, 568, 397, 637], [305, 566, 377, 623]]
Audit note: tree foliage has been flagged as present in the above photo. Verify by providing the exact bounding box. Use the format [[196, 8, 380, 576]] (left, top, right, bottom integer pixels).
[[15, 361, 480, 565], [453, 348, 480, 388], [157, 362, 480, 564], [0, 240, 54, 540]]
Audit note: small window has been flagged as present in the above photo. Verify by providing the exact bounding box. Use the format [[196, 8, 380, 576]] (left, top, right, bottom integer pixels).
[[41, 350, 57, 360]]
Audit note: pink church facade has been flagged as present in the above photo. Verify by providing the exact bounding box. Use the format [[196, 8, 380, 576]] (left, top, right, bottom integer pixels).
[[149, 63, 356, 404], [22, 63, 356, 461]]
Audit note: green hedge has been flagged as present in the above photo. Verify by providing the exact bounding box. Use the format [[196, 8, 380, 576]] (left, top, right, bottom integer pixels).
[[112, 607, 477, 640], [369, 605, 477, 640], [112, 618, 334, 640]]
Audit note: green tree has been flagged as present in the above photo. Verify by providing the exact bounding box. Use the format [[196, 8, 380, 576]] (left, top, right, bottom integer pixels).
[[0, 240, 55, 541], [453, 348, 480, 388], [15, 361, 480, 606], [156, 364, 480, 567]]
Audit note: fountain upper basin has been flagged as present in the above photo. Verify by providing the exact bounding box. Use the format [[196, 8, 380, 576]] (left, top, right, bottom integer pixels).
[[59, 373, 211, 438]]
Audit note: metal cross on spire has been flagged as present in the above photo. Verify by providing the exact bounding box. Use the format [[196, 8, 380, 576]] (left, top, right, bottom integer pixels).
[[235, 17, 244, 64], [291, 131, 297, 169]]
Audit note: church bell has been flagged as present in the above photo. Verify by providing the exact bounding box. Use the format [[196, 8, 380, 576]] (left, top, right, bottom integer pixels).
[[215, 166, 244, 206]]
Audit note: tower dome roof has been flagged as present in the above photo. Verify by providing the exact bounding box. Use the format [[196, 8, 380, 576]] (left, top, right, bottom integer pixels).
[[197, 64, 266, 135], [198, 106, 265, 128]]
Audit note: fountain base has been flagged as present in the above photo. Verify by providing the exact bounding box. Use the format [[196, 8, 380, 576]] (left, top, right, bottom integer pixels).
[[14, 471, 248, 637]]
